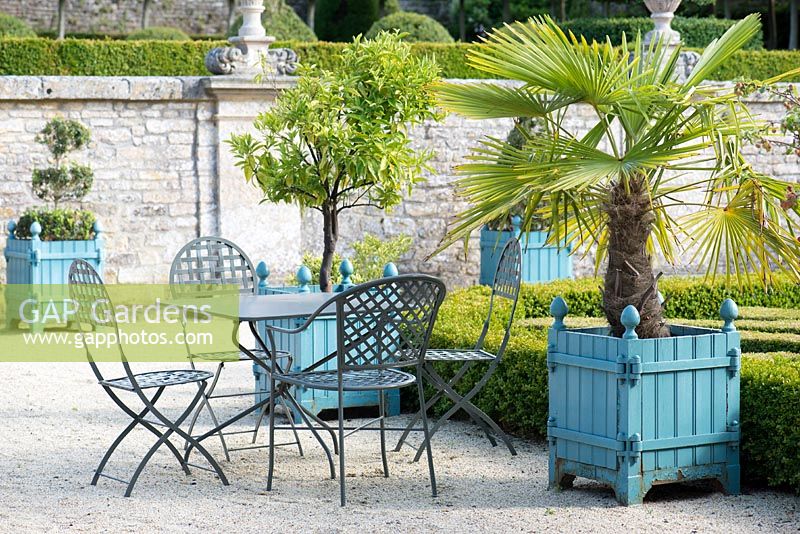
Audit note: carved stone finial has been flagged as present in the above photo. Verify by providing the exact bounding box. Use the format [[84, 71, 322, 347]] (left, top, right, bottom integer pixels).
[[720, 298, 739, 333], [644, 0, 682, 47], [30, 221, 42, 241], [256, 261, 270, 290], [621, 305, 641, 340], [550, 296, 568, 331], [267, 48, 299, 75], [297, 265, 312, 293], [382, 262, 398, 278]]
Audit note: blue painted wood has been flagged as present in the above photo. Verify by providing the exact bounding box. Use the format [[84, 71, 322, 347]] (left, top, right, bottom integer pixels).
[[479, 225, 572, 285], [4, 220, 104, 330], [253, 261, 401, 422], [547, 297, 741, 505]]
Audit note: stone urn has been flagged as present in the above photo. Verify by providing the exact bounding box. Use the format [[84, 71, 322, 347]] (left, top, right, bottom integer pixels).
[[644, 0, 682, 46]]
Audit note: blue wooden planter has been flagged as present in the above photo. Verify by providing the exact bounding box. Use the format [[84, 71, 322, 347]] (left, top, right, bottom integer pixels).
[[546, 297, 741, 505], [253, 261, 400, 422], [479, 220, 572, 285], [4, 220, 104, 330]]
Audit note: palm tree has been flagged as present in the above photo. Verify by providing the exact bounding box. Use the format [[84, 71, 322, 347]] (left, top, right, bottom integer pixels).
[[434, 14, 800, 339]]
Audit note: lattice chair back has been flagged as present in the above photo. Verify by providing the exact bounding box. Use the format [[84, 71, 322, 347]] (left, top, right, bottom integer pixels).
[[334, 275, 446, 372], [476, 237, 522, 354], [68, 259, 131, 384], [169, 237, 257, 295]]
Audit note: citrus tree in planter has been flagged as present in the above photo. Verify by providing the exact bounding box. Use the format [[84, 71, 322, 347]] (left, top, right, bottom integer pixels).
[[5, 117, 103, 330], [230, 31, 441, 292], [434, 15, 800, 504]]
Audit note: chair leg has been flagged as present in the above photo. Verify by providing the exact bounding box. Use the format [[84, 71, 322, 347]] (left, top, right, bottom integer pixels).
[[186, 362, 230, 462], [283, 399, 304, 457], [338, 386, 346, 507], [266, 375, 277, 492], [296, 399, 339, 455], [379, 391, 389, 478], [251, 402, 268, 444], [283, 390, 335, 479], [416, 378, 437, 498], [93, 416, 140, 486], [393, 385, 445, 452]]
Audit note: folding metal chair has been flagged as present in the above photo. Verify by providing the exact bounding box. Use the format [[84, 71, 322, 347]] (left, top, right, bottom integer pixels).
[[394, 237, 522, 461], [261, 275, 447, 506], [68, 259, 229, 497], [169, 236, 302, 461]]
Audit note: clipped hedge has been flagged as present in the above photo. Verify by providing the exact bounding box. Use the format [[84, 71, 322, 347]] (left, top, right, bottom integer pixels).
[[366, 12, 454, 43], [126, 26, 190, 41], [560, 16, 763, 49], [0, 38, 797, 80]]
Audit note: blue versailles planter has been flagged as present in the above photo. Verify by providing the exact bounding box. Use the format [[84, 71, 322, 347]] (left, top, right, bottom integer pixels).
[[4, 220, 105, 331], [479, 222, 572, 285], [253, 261, 400, 422], [546, 297, 741, 505]]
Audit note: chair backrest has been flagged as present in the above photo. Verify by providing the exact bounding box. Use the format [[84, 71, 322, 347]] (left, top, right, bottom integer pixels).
[[333, 275, 446, 372], [476, 237, 522, 356], [68, 259, 131, 385], [169, 237, 257, 294]]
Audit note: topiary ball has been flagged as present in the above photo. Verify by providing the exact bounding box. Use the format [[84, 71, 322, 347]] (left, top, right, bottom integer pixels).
[[0, 12, 36, 38], [126, 26, 191, 41], [228, 0, 317, 42], [366, 12, 454, 43]]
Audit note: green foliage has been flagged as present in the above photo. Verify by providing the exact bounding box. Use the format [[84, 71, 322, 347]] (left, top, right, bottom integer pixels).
[[366, 12, 454, 43], [449, 0, 549, 41], [381, 0, 401, 16], [15, 208, 96, 241], [561, 16, 763, 49], [316, 0, 380, 42], [229, 33, 440, 289], [32, 118, 93, 208], [228, 0, 317, 42], [0, 12, 35, 38], [741, 355, 800, 492], [126, 26, 190, 41], [301, 233, 412, 285]]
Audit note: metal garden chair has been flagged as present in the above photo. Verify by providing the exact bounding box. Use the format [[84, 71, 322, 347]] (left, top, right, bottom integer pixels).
[[394, 237, 522, 461], [261, 274, 446, 506], [169, 236, 302, 461], [68, 259, 228, 497]]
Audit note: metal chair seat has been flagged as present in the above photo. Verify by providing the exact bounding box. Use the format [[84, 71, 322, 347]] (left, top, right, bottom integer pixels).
[[425, 349, 495, 362], [278, 368, 417, 391], [101, 370, 214, 392], [191, 349, 291, 363]]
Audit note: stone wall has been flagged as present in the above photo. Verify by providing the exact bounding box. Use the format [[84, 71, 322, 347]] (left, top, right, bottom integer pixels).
[[0, 75, 796, 288]]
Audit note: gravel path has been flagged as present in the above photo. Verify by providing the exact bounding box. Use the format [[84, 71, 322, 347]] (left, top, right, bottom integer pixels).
[[0, 362, 797, 533]]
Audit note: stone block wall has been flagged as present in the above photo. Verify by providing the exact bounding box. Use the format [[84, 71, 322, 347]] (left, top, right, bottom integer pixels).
[[0, 75, 796, 288]]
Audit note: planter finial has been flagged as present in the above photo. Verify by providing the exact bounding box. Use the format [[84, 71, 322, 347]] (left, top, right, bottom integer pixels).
[[297, 265, 312, 293], [256, 261, 270, 291], [511, 215, 522, 238], [549, 296, 568, 330], [621, 305, 640, 340], [92, 220, 103, 240], [7, 220, 15, 239], [720, 298, 738, 332], [334, 259, 354, 292], [383, 262, 398, 277], [30, 221, 42, 241]]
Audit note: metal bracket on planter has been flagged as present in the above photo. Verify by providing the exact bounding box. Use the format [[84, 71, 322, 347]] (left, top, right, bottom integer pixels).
[[616, 432, 642, 463], [727, 348, 741, 376], [616, 355, 641, 384], [31, 249, 40, 267], [546, 343, 557, 372], [547, 416, 557, 447], [727, 420, 740, 449]]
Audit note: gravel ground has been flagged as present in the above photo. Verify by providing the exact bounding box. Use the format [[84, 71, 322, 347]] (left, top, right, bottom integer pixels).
[[0, 361, 798, 533]]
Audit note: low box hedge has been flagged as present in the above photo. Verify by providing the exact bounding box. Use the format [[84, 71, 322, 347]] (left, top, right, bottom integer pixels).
[[0, 38, 798, 81], [425, 286, 800, 492]]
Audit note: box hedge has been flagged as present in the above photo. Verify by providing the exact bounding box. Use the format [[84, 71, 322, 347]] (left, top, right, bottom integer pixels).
[[0, 38, 797, 81]]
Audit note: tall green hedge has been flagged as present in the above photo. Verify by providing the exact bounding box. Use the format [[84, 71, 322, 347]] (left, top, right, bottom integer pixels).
[[560, 16, 763, 49], [0, 38, 797, 80], [315, 0, 380, 42]]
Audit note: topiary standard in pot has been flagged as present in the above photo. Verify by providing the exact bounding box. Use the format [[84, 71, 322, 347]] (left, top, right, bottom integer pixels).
[[433, 15, 800, 504], [4, 117, 103, 331]]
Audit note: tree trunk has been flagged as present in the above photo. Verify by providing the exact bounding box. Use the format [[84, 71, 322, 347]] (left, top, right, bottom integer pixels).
[[57, 0, 67, 39], [767, 0, 777, 49], [141, 0, 152, 30], [559, 0, 566, 21], [458, 0, 465, 42], [320, 204, 339, 293], [603, 179, 670, 339], [307, 0, 316, 32], [723, 0, 731, 19], [502, 0, 511, 22], [790, 0, 798, 50], [228, 0, 237, 32]]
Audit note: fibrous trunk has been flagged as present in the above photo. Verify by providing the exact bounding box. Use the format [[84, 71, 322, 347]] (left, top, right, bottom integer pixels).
[[603, 179, 669, 339], [320, 203, 338, 293]]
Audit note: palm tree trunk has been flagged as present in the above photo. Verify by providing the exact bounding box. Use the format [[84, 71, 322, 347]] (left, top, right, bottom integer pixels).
[[603, 179, 669, 339], [320, 203, 339, 292], [57, 0, 67, 39]]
